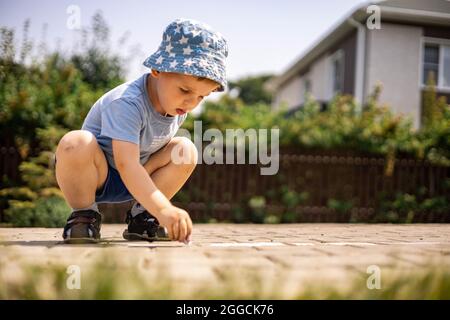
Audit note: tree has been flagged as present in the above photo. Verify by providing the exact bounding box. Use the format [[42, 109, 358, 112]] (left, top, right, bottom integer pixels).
[[0, 14, 127, 226], [70, 11, 124, 90], [228, 74, 274, 105]]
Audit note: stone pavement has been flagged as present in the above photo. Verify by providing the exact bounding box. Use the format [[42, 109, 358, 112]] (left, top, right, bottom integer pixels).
[[1, 224, 450, 298]]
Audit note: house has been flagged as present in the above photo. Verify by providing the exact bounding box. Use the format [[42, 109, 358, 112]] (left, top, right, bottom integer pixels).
[[265, 0, 450, 129]]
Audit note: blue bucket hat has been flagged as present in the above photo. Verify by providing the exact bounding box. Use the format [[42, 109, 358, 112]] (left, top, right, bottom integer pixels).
[[143, 18, 228, 92]]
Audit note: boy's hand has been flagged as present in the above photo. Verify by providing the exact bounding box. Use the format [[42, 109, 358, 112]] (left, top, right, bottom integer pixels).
[[157, 205, 193, 243]]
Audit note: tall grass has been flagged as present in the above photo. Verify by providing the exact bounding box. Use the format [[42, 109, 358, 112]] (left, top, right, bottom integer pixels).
[[0, 250, 449, 299]]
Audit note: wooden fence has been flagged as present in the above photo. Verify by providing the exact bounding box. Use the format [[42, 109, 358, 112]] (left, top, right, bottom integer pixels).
[[1, 146, 449, 223], [165, 148, 449, 223]]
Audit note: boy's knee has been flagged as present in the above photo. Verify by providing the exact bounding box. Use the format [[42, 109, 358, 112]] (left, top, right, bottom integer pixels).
[[56, 130, 97, 162], [170, 137, 198, 167]]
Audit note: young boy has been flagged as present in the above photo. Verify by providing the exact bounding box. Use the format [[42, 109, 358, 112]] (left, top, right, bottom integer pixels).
[[54, 18, 228, 244]]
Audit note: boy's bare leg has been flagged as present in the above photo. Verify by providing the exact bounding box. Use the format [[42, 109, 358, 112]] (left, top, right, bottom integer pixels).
[[56, 133, 196, 209], [55, 130, 108, 209], [142, 137, 198, 201]]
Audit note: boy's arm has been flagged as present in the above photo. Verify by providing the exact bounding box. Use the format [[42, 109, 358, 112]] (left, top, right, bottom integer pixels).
[[112, 139, 192, 242]]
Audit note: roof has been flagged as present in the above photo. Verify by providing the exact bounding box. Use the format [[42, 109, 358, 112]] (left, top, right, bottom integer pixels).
[[266, 0, 450, 91], [381, 0, 450, 13]]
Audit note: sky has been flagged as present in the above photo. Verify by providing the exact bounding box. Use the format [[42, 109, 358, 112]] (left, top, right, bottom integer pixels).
[[0, 0, 372, 108]]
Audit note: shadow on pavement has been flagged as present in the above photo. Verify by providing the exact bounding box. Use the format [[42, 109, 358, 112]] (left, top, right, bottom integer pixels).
[[0, 239, 184, 248]]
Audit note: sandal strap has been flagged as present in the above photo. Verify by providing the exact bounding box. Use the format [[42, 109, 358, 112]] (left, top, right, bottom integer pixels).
[[64, 210, 102, 235], [67, 216, 98, 225], [125, 209, 163, 234]]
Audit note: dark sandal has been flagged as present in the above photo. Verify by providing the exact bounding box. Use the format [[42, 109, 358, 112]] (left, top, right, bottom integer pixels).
[[122, 210, 170, 241], [63, 209, 102, 244]]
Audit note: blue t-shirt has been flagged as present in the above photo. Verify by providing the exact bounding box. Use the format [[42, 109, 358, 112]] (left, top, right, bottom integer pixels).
[[81, 73, 188, 170]]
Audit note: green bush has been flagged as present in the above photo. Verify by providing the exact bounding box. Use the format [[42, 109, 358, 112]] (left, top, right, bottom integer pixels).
[[187, 81, 449, 172], [5, 196, 70, 227], [374, 189, 450, 223], [0, 14, 127, 225], [280, 188, 308, 223], [230, 187, 311, 224], [0, 186, 38, 202], [420, 196, 449, 214], [248, 196, 266, 223], [327, 198, 353, 215]]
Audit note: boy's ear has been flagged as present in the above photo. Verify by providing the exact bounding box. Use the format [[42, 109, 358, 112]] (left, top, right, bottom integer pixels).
[[150, 70, 161, 77]]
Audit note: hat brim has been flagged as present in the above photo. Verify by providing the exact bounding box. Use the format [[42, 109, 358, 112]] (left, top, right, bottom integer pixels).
[[143, 54, 227, 92]]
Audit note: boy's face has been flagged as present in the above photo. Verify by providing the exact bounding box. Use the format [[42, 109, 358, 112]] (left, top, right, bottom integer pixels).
[[148, 70, 220, 116]]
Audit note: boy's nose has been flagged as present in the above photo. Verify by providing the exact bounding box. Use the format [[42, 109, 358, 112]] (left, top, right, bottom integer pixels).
[[183, 98, 201, 109]]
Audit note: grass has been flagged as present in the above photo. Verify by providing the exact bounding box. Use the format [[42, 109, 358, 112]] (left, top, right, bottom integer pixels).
[[0, 250, 449, 299]]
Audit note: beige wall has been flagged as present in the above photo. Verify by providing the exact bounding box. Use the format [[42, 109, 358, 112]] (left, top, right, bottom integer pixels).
[[273, 23, 423, 130], [365, 23, 422, 129], [273, 75, 304, 111], [310, 54, 332, 101], [273, 53, 331, 110], [273, 51, 339, 110]]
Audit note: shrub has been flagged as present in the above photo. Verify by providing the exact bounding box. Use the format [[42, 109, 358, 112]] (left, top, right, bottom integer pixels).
[[248, 196, 266, 223], [327, 198, 353, 215], [5, 196, 70, 227], [374, 190, 449, 223]]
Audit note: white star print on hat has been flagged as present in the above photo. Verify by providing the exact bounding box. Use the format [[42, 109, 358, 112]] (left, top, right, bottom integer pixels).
[[143, 18, 228, 92]]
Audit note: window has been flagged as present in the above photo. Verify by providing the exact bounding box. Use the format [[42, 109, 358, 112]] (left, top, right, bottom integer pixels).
[[304, 79, 311, 94], [330, 50, 344, 95], [443, 46, 450, 87], [422, 41, 450, 88], [423, 44, 439, 84]]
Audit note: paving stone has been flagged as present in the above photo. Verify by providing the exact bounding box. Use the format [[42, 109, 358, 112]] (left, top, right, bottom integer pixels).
[[1, 223, 449, 293]]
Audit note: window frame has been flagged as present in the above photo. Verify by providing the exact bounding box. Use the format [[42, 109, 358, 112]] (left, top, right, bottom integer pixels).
[[420, 37, 450, 93], [304, 78, 311, 94], [329, 49, 345, 97]]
